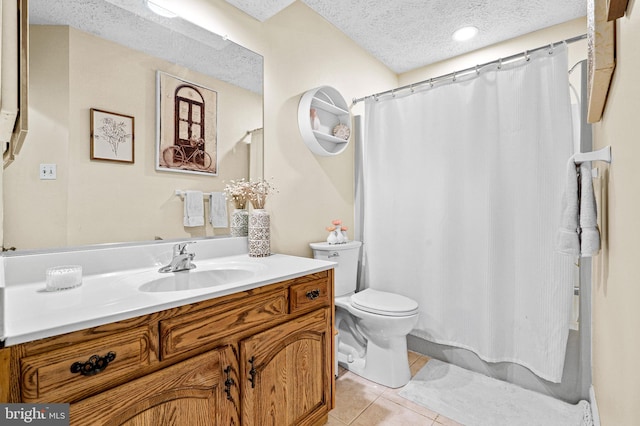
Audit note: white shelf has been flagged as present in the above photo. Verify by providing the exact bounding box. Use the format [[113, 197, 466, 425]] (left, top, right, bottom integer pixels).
[[298, 86, 352, 157], [313, 130, 349, 144], [311, 97, 349, 116]]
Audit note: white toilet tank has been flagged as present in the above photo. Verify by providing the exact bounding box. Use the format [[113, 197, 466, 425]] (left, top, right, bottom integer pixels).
[[310, 240, 362, 297]]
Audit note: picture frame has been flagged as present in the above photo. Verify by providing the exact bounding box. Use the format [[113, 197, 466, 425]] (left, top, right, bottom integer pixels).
[[606, 0, 629, 21], [587, 0, 616, 123], [155, 71, 218, 176], [90, 108, 135, 163]]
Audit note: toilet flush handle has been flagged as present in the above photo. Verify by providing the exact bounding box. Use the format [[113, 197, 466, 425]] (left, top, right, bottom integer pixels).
[[328, 252, 340, 258]]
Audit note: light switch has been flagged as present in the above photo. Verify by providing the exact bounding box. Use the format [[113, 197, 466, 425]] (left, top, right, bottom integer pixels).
[[40, 164, 57, 180]]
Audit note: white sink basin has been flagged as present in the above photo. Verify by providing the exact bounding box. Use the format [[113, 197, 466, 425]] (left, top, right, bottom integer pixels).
[[139, 262, 265, 292]]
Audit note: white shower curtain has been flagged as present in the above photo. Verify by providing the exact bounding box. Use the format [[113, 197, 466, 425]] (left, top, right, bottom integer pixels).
[[362, 45, 575, 383]]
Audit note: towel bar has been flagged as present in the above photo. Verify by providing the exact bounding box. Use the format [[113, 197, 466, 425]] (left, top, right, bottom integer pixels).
[[175, 190, 210, 199]]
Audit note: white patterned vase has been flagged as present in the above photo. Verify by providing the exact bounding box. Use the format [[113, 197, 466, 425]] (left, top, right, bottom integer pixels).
[[248, 209, 270, 257], [230, 209, 249, 237]]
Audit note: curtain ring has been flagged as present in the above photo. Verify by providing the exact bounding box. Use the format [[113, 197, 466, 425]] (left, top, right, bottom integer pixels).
[[525, 50, 530, 61], [429, 78, 434, 88], [498, 58, 502, 69], [374, 94, 379, 102], [475, 65, 480, 75], [453, 72, 456, 82], [410, 84, 414, 93], [549, 43, 554, 54], [391, 89, 396, 98]]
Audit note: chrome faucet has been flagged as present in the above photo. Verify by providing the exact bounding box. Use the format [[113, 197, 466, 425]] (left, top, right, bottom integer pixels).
[[159, 242, 197, 273]]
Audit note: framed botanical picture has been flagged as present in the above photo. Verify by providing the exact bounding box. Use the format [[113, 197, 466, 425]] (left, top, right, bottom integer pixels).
[[90, 108, 135, 163], [156, 71, 218, 176]]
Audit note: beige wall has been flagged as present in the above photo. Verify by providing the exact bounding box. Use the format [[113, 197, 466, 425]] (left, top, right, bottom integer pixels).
[[261, 2, 397, 256], [591, 4, 640, 424], [4, 26, 261, 250]]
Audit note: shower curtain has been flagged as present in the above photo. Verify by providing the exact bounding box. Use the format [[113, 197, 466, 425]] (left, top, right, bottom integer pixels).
[[362, 45, 575, 383]]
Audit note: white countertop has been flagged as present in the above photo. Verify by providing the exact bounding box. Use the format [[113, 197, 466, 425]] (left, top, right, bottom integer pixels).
[[2, 252, 335, 346]]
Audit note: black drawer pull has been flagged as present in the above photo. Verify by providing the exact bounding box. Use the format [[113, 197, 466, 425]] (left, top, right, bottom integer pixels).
[[306, 289, 320, 300], [248, 356, 257, 388], [224, 366, 234, 400], [70, 352, 116, 377]]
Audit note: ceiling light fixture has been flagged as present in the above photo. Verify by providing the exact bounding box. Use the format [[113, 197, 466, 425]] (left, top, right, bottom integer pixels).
[[145, 0, 178, 18], [452, 26, 478, 42]]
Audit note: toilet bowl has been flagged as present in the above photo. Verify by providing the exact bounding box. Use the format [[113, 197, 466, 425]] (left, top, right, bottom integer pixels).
[[310, 241, 419, 388]]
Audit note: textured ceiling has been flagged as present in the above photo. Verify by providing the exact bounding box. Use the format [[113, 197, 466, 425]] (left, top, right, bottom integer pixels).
[[225, 0, 587, 73], [29, 0, 263, 94]]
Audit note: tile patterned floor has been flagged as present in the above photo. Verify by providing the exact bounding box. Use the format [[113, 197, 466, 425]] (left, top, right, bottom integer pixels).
[[327, 352, 464, 426]]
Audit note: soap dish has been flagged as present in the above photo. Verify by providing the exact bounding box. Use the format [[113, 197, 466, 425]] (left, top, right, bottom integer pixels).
[[46, 265, 83, 291]]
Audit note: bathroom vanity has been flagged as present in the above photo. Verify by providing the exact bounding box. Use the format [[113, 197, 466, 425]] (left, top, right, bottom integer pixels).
[[0, 238, 335, 425]]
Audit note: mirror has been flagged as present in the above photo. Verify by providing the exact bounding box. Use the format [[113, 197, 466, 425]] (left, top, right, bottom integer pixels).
[[3, 0, 263, 251]]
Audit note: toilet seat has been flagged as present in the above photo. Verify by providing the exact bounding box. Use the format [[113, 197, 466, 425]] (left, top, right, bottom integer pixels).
[[350, 289, 419, 317]]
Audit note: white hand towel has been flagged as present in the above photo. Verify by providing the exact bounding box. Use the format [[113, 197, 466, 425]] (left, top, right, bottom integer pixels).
[[209, 192, 228, 228], [579, 162, 600, 256], [183, 190, 204, 227], [556, 156, 580, 256]]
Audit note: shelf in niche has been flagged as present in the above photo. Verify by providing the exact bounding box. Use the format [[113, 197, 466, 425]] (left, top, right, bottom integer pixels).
[[298, 86, 351, 157]]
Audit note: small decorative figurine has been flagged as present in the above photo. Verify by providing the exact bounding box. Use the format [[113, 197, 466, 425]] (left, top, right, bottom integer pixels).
[[325, 219, 349, 244], [310, 108, 321, 131]]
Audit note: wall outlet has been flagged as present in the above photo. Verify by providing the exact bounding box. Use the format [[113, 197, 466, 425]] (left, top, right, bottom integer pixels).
[[40, 164, 57, 180]]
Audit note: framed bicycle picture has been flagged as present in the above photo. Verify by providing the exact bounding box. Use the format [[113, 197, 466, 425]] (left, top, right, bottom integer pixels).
[[90, 108, 134, 163], [155, 71, 218, 176]]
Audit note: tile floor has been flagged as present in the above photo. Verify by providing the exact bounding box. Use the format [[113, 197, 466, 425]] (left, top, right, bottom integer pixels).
[[326, 351, 463, 426]]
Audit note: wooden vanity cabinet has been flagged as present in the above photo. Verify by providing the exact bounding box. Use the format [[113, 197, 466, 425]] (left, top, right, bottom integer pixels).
[[0, 269, 335, 426]]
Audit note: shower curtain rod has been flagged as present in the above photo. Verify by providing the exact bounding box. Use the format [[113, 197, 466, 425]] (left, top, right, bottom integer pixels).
[[352, 33, 587, 105]]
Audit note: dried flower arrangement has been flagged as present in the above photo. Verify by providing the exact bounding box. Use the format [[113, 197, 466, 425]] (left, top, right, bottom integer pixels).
[[223, 179, 250, 209], [224, 178, 277, 210], [248, 178, 278, 209], [326, 219, 349, 244]]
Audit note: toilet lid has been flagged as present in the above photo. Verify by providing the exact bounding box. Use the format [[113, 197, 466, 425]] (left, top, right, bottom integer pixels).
[[350, 289, 419, 317]]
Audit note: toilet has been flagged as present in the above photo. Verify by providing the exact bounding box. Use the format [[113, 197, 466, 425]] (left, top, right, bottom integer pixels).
[[310, 240, 419, 388]]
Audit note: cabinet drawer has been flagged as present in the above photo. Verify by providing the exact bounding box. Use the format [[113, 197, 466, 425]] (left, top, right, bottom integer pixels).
[[21, 325, 157, 403], [161, 288, 288, 360], [289, 277, 330, 314]]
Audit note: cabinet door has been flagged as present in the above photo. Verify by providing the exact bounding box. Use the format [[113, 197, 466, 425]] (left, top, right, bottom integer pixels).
[[240, 308, 331, 426], [70, 346, 239, 426]]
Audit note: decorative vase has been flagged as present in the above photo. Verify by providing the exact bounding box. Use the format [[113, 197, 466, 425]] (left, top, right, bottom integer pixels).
[[231, 209, 249, 237], [248, 209, 270, 257]]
